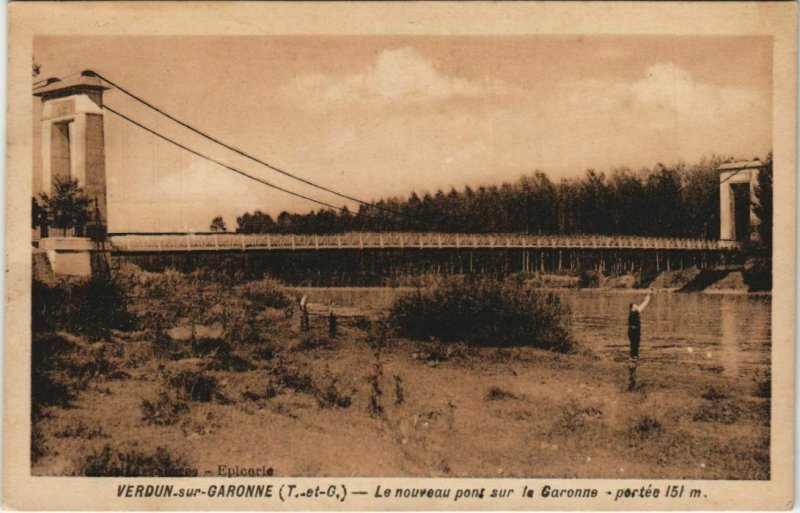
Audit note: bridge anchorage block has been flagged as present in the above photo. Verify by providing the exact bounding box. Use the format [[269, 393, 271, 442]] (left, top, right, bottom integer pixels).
[[39, 237, 105, 277]]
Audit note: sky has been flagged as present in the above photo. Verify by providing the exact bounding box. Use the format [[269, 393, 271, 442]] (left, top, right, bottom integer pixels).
[[33, 36, 772, 232]]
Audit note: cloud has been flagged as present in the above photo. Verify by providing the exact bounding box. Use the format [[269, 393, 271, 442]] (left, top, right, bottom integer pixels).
[[303, 61, 770, 196], [630, 62, 766, 120], [286, 47, 517, 108]]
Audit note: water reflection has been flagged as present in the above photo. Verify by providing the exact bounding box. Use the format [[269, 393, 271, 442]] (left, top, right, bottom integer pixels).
[[719, 302, 739, 377]]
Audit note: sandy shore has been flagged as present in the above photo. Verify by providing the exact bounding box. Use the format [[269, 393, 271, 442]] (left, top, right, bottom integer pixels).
[[33, 306, 769, 479]]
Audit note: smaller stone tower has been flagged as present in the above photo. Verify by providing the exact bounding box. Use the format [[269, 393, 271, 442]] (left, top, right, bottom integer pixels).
[[717, 159, 765, 242]]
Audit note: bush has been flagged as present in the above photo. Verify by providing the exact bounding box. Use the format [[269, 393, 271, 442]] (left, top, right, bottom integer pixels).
[[75, 444, 196, 477], [31, 333, 119, 414], [168, 370, 222, 403], [294, 332, 331, 352], [141, 390, 190, 426], [242, 278, 292, 310], [315, 373, 353, 409], [390, 276, 574, 352], [32, 274, 132, 340], [273, 365, 314, 394], [632, 415, 663, 438], [115, 263, 186, 299], [31, 333, 79, 411], [702, 385, 729, 401]]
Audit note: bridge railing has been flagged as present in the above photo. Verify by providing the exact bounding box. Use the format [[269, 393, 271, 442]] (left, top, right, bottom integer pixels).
[[108, 232, 739, 253]]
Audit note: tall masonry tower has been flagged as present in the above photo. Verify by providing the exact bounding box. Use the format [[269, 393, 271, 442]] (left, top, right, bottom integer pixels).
[[34, 71, 109, 234]]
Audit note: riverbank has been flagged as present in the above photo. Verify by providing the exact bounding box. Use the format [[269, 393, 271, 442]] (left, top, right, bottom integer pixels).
[[516, 269, 766, 294], [32, 271, 770, 479]]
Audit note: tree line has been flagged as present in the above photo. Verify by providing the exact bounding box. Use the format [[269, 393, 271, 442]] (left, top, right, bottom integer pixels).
[[232, 156, 768, 239]]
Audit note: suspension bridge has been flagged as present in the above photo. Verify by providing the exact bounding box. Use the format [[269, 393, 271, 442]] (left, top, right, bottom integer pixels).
[[32, 71, 755, 279]]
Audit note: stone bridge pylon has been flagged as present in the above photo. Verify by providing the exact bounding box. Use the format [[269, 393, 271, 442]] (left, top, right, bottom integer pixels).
[[33, 72, 109, 276]]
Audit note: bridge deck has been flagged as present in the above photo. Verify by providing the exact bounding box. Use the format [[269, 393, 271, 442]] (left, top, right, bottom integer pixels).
[[108, 232, 738, 253]]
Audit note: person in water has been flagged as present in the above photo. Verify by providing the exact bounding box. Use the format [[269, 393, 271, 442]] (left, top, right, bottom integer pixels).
[[627, 288, 652, 361]]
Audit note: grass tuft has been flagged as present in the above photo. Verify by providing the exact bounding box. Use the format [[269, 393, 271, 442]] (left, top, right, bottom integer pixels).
[[486, 386, 517, 401], [141, 390, 190, 426]]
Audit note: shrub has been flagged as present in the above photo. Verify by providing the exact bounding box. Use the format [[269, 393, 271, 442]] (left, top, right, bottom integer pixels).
[[31, 333, 79, 410], [632, 415, 663, 438], [270, 364, 352, 408], [354, 316, 372, 331], [31, 333, 119, 413], [115, 264, 186, 299], [168, 371, 222, 403], [204, 350, 256, 372], [294, 332, 330, 352], [242, 278, 291, 310], [32, 274, 132, 340], [141, 390, 190, 426], [315, 374, 353, 409], [202, 300, 259, 345], [486, 386, 517, 401], [702, 385, 729, 401], [53, 422, 108, 440], [273, 366, 314, 394], [390, 276, 574, 352], [253, 346, 276, 360], [75, 444, 196, 477]]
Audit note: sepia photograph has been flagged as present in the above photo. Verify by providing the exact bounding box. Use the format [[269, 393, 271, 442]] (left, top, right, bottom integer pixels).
[[4, 2, 796, 511], [29, 32, 775, 479]]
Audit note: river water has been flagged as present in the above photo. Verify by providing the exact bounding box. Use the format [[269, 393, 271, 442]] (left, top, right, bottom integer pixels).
[[557, 289, 771, 378], [294, 287, 771, 378]]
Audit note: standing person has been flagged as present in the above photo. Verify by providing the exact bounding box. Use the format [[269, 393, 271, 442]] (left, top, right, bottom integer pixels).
[[627, 288, 652, 361], [299, 293, 309, 332], [328, 301, 337, 338], [627, 288, 652, 391]]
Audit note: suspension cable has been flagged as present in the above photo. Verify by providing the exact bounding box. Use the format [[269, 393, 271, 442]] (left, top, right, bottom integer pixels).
[[86, 70, 445, 230], [105, 105, 395, 225]]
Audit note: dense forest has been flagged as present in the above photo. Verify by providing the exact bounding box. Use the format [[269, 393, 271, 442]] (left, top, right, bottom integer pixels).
[[231, 156, 766, 239]]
